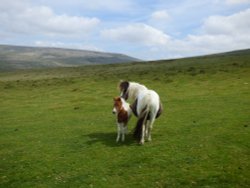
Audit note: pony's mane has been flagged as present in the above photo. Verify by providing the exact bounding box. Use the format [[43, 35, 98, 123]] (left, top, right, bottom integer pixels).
[[128, 82, 147, 101], [130, 82, 147, 89]]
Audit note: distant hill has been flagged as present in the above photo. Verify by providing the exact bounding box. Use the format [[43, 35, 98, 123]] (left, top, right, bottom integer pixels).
[[0, 45, 139, 71], [146, 48, 250, 64]]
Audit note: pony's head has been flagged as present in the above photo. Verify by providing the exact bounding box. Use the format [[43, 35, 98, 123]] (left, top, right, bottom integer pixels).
[[112, 96, 123, 114], [119, 80, 147, 101], [119, 81, 129, 100]]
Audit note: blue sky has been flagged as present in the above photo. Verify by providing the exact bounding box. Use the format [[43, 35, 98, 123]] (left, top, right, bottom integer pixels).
[[1, 0, 250, 60]]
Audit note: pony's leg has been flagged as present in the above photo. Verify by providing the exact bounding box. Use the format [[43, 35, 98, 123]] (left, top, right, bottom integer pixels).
[[147, 124, 152, 142], [140, 124, 145, 144], [144, 120, 150, 141], [116, 124, 121, 142], [145, 120, 149, 138], [147, 117, 156, 142]]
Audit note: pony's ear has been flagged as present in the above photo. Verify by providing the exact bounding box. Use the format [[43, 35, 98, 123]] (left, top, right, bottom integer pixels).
[[117, 80, 125, 91], [119, 81, 129, 90]]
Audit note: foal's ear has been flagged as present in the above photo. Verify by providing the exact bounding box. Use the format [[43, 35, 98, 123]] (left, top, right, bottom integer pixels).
[[113, 97, 121, 101]]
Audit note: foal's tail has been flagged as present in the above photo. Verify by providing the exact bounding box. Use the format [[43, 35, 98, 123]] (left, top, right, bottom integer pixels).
[[133, 106, 149, 142]]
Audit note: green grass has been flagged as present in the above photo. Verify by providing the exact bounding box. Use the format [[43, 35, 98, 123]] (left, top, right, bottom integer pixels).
[[0, 53, 250, 187]]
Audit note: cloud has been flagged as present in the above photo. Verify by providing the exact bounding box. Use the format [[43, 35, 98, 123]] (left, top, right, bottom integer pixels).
[[101, 23, 171, 46], [162, 8, 250, 58], [150, 10, 170, 22], [1, 0, 249, 60], [99, 8, 250, 60], [79, 0, 135, 12], [35, 0, 136, 13], [148, 10, 170, 30], [191, 8, 250, 52], [128, 8, 250, 60], [0, 1, 100, 37], [225, 0, 250, 4], [202, 8, 250, 36]]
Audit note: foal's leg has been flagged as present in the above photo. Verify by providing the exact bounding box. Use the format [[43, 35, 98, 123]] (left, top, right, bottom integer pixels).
[[116, 123, 121, 142], [122, 124, 126, 142]]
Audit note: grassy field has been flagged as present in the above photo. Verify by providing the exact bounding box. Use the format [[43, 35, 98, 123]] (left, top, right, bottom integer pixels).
[[0, 51, 250, 187]]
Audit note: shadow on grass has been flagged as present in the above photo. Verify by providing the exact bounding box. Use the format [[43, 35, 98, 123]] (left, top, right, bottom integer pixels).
[[85, 132, 136, 147]]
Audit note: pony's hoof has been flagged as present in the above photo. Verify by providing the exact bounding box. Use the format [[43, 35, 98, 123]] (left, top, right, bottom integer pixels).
[[147, 138, 152, 142], [139, 141, 144, 145]]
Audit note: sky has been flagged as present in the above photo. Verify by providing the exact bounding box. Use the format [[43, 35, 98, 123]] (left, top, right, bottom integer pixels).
[[1, 0, 250, 60]]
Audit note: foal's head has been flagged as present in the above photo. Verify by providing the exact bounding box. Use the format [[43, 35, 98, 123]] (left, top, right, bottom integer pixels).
[[112, 97, 123, 114]]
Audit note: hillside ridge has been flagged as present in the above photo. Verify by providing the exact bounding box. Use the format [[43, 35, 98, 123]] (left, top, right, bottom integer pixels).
[[0, 44, 139, 71]]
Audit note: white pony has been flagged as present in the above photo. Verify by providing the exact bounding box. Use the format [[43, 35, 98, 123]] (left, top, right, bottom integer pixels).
[[112, 96, 132, 142], [119, 81, 162, 144]]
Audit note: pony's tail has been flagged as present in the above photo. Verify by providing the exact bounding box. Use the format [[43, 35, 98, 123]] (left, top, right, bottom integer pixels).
[[133, 106, 149, 142]]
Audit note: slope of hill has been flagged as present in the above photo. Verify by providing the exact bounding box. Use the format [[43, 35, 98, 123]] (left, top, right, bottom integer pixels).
[[0, 48, 249, 187], [0, 45, 139, 71]]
